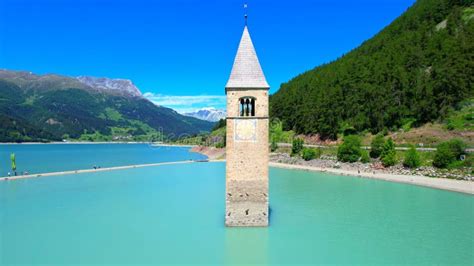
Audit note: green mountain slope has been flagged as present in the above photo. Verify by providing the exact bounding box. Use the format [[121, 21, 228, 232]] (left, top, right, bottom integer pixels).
[[270, 0, 474, 140], [0, 73, 213, 142]]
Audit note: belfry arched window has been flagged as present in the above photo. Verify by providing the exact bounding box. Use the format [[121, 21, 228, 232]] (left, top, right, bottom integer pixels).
[[239, 97, 256, 117]]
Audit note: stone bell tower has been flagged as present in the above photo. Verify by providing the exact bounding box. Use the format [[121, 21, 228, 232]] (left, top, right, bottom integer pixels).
[[225, 25, 269, 227]]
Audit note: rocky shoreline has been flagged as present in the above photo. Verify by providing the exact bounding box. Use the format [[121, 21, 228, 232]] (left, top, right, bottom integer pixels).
[[191, 146, 474, 181], [186, 146, 472, 194], [189, 146, 473, 181], [190, 146, 226, 160], [270, 153, 473, 181]]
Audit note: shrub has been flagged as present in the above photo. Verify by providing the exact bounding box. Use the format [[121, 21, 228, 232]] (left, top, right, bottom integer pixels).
[[360, 150, 370, 163], [401, 118, 416, 132], [342, 126, 357, 136], [270, 136, 278, 152], [215, 135, 226, 148], [291, 138, 304, 156], [433, 139, 466, 168], [212, 119, 226, 131], [381, 138, 397, 167], [403, 145, 421, 168], [370, 134, 385, 158], [337, 135, 362, 162], [280, 130, 295, 143], [270, 119, 283, 143], [433, 146, 454, 168], [445, 139, 467, 159], [302, 147, 320, 161]]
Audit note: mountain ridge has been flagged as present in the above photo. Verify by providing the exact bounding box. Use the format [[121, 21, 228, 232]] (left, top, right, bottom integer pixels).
[[76, 76, 142, 97], [270, 0, 473, 139], [0, 70, 213, 142], [0, 69, 144, 98]]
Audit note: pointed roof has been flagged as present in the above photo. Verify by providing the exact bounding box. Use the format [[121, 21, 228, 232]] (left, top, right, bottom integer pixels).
[[226, 26, 269, 89]]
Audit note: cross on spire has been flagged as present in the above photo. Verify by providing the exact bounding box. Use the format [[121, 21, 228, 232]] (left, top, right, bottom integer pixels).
[[244, 3, 248, 26]]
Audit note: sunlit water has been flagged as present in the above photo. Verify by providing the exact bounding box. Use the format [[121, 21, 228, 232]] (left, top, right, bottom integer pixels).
[[1, 159, 472, 265], [0, 144, 206, 176]]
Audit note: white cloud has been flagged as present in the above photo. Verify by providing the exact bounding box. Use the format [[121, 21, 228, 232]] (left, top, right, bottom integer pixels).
[[144, 93, 226, 114]]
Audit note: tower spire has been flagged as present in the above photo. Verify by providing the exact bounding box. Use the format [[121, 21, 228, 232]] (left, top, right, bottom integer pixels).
[[225, 26, 269, 89]]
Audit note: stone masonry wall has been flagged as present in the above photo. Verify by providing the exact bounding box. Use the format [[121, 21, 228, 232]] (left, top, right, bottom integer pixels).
[[226, 88, 269, 227]]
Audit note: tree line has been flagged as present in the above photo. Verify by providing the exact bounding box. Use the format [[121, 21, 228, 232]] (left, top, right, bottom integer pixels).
[[270, 0, 473, 140]]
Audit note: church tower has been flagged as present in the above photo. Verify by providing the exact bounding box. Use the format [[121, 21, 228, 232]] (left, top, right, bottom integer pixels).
[[225, 25, 269, 227]]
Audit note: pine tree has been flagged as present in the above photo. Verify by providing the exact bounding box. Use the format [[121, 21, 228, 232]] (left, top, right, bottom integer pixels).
[[381, 138, 397, 167]]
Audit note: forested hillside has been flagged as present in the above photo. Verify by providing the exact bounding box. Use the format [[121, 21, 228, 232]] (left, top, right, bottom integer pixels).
[[0, 71, 213, 142], [270, 0, 473, 140]]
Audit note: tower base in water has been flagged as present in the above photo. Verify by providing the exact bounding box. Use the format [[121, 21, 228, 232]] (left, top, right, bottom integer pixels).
[[225, 179, 268, 227]]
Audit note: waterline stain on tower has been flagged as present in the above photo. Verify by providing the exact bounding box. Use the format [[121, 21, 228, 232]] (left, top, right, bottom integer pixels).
[[225, 24, 270, 227]]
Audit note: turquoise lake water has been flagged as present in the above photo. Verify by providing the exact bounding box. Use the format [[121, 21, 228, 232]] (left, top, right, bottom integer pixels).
[[0, 144, 206, 177], [0, 145, 473, 265]]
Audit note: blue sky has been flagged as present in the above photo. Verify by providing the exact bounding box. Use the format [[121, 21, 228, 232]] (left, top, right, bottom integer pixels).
[[0, 0, 415, 113]]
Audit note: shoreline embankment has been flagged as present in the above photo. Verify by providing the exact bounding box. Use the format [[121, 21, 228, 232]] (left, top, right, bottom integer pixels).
[[1, 143, 472, 195], [190, 146, 473, 195], [269, 162, 473, 195], [1, 159, 472, 195], [0, 142, 195, 146]]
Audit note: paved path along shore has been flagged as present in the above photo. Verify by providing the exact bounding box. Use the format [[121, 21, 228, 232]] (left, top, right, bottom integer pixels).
[[1, 160, 472, 195], [276, 143, 474, 153]]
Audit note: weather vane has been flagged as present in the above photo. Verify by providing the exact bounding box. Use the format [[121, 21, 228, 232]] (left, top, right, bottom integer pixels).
[[244, 2, 248, 26]]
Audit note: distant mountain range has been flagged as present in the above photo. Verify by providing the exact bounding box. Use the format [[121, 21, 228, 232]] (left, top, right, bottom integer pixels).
[[0, 70, 213, 142], [77, 76, 142, 97], [184, 108, 226, 122]]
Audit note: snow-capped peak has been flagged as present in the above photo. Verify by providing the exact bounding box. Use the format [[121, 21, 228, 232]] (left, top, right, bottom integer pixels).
[[184, 108, 226, 122]]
